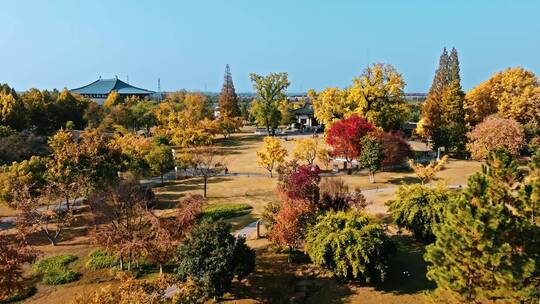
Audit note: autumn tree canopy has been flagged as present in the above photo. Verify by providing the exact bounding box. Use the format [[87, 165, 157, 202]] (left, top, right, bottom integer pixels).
[[325, 114, 373, 168], [419, 47, 467, 151], [466, 116, 525, 160], [218, 64, 241, 118], [310, 63, 408, 131], [465, 67, 540, 127], [250, 72, 290, 135], [257, 136, 288, 177]]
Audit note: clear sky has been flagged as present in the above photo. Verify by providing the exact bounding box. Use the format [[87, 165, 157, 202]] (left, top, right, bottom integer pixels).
[[1, 0, 538, 93]]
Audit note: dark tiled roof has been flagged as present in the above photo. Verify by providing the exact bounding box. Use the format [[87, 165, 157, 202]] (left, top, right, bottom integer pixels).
[[291, 98, 314, 116], [71, 78, 154, 95]]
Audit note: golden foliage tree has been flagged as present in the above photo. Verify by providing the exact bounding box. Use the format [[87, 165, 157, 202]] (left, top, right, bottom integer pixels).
[[408, 155, 449, 184], [310, 63, 408, 131], [349, 63, 408, 131], [152, 93, 215, 148], [257, 136, 288, 177], [465, 67, 540, 126], [420, 48, 466, 151], [103, 90, 123, 108], [70, 273, 173, 304], [292, 137, 328, 165], [308, 87, 354, 126]]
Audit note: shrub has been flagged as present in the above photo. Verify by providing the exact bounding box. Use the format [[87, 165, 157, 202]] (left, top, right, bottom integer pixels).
[[319, 178, 368, 211], [176, 221, 255, 299], [1, 286, 37, 303], [387, 184, 452, 242], [85, 248, 119, 270], [199, 203, 252, 221], [33, 254, 80, 285], [305, 211, 395, 282], [466, 116, 525, 160], [171, 278, 208, 304]]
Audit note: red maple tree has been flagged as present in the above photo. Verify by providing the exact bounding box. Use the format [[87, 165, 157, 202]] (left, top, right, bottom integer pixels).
[[268, 198, 314, 251], [325, 115, 374, 168], [279, 164, 321, 204]]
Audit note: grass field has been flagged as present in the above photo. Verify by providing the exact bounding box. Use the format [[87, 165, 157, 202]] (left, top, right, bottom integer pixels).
[[2, 130, 483, 303]]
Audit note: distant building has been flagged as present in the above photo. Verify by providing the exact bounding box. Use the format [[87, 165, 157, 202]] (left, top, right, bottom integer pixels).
[[290, 97, 318, 128], [70, 76, 155, 105], [404, 93, 427, 101]]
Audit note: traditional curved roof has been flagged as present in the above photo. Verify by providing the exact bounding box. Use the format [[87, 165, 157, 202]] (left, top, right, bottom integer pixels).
[[291, 98, 314, 116], [71, 78, 155, 95]]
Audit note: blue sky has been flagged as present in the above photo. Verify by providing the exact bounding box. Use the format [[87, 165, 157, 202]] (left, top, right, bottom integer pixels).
[[1, 0, 538, 93]]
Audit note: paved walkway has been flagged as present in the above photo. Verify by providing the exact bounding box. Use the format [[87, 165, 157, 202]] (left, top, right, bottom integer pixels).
[[0, 197, 86, 231], [235, 221, 259, 238]]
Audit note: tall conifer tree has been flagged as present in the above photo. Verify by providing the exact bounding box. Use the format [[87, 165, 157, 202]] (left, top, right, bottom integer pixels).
[[425, 150, 536, 302], [421, 47, 466, 152], [218, 64, 241, 117]]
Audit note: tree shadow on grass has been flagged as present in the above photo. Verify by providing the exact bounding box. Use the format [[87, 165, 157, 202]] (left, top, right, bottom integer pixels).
[[153, 177, 233, 209], [372, 235, 435, 295], [387, 176, 421, 186], [215, 134, 263, 146], [229, 247, 353, 304]]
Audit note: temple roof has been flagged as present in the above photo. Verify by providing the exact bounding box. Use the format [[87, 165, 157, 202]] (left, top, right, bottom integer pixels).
[[291, 98, 314, 116], [71, 78, 155, 95]]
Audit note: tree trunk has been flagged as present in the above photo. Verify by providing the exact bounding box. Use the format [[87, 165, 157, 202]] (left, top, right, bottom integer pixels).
[[159, 264, 163, 275], [119, 256, 124, 270], [203, 176, 208, 198], [46, 235, 57, 246]]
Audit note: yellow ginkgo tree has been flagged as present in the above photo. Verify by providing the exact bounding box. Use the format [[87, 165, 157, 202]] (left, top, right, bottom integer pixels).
[[257, 136, 288, 177], [408, 155, 449, 185]]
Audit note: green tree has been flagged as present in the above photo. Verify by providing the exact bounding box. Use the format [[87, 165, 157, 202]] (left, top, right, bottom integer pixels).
[[145, 144, 174, 184], [52, 89, 88, 130], [249, 72, 290, 135], [20, 88, 56, 134], [520, 149, 540, 225], [0, 91, 27, 131], [218, 64, 241, 117], [77, 128, 123, 189], [127, 100, 158, 131], [424, 150, 536, 303], [358, 136, 383, 183], [387, 184, 451, 242], [175, 221, 255, 300], [305, 211, 395, 282], [83, 101, 104, 129], [0, 156, 48, 207]]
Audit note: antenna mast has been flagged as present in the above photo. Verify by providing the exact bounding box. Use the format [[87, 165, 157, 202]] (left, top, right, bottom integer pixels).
[[158, 78, 161, 102]]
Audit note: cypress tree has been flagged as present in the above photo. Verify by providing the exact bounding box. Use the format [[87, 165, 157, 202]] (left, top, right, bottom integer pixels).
[[448, 47, 461, 84], [218, 64, 241, 117], [425, 150, 536, 303], [421, 47, 466, 152], [421, 48, 449, 150]]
